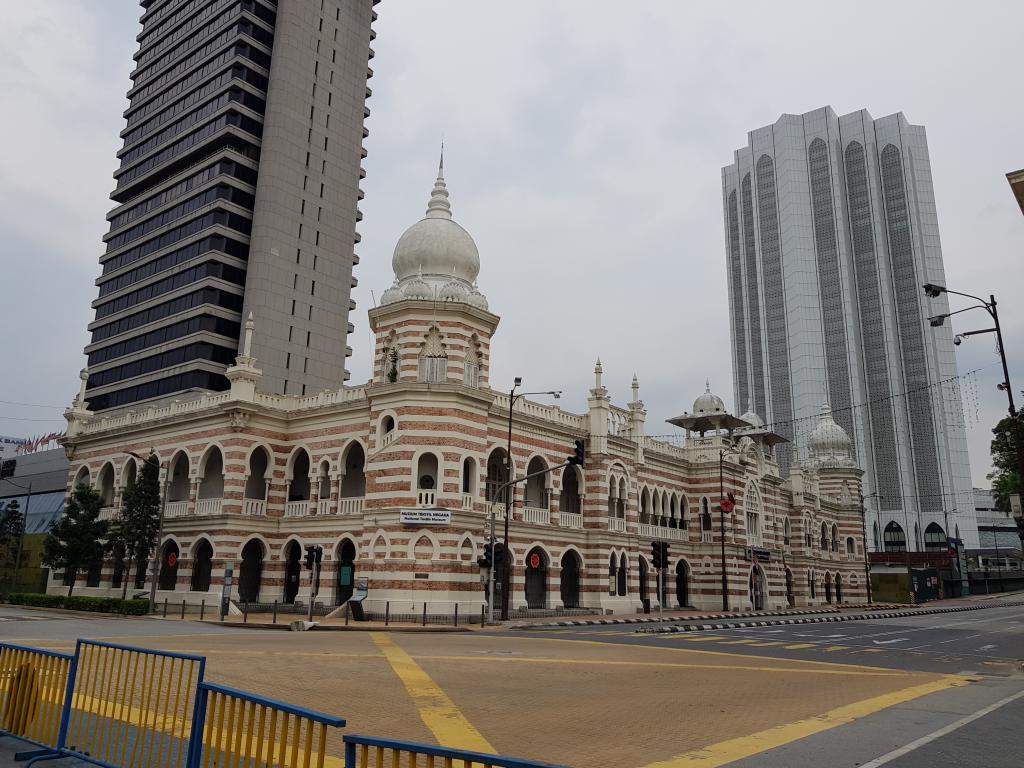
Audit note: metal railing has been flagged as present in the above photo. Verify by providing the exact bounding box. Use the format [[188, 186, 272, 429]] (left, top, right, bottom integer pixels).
[[0, 644, 75, 752], [344, 735, 560, 768], [192, 681, 345, 768]]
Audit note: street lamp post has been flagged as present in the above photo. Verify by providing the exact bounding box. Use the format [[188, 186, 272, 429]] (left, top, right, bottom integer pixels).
[[860, 492, 881, 604], [125, 451, 168, 614], [925, 284, 1024, 503], [497, 379, 561, 622], [718, 445, 741, 612]]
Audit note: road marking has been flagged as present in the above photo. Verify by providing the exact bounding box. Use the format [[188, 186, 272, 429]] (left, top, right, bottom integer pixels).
[[783, 644, 816, 650], [859, 649, 884, 653], [748, 642, 786, 647], [720, 639, 761, 645], [821, 646, 850, 652], [872, 639, 907, 645], [637, 676, 969, 768], [979, 644, 996, 651], [413, 654, 909, 677], [371, 633, 494, 753], [857, 688, 1024, 767], [674, 636, 727, 642]]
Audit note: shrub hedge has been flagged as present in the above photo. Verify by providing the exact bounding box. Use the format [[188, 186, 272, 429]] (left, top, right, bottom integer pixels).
[[6, 592, 150, 615]]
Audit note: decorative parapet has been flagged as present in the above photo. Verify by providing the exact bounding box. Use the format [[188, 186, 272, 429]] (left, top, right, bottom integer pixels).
[[490, 393, 586, 432]]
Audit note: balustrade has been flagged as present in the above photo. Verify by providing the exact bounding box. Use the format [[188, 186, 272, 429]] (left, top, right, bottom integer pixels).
[[284, 500, 309, 517], [559, 511, 583, 529], [164, 500, 190, 518], [338, 496, 364, 515], [242, 498, 265, 516], [417, 489, 436, 507], [195, 498, 222, 516], [608, 517, 626, 533], [522, 506, 550, 525], [316, 499, 332, 516]]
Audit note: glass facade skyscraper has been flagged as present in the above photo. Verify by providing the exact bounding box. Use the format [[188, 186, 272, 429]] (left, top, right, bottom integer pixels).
[[723, 107, 977, 551], [84, 0, 378, 410]]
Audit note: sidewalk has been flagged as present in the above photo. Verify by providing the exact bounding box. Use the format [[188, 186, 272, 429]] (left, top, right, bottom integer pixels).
[[201, 611, 475, 632]]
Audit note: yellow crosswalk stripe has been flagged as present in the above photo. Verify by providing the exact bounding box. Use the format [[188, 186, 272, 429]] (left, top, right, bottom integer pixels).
[[822, 645, 850, 652], [748, 641, 786, 647], [721, 639, 760, 645], [678, 636, 726, 642], [860, 648, 884, 653], [784, 644, 816, 650]]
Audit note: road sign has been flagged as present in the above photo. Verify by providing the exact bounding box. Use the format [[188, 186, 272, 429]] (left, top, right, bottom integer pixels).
[[720, 496, 735, 514]]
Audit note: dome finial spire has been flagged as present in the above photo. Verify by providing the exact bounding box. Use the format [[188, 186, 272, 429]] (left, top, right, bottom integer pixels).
[[426, 145, 452, 220]]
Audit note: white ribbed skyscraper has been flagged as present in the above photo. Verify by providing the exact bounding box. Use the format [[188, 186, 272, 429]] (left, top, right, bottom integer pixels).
[[722, 106, 977, 551]]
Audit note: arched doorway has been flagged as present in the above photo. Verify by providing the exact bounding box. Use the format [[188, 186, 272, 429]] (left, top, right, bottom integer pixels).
[[335, 539, 356, 605], [283, 541, 302, 604], [191, 539, 213, 592], [617, 553, 627, 596], [560, 551, 581, 608], [824, 572, 833, 604], [639, 557, 649, 610], [785, 568, 795, 607], [238, 540, 264, 603], [158, 541, 179, 591], [525, 548, 548, 609], [835, 573, 843, 604], [749, 566, 765, 610], [675, 560, 689, 608]]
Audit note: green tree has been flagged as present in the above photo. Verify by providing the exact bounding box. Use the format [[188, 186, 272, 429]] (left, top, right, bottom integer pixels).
[[987, 412, 1024, 514], [0, 500, 25, 589], [43, 484, 107, 596], [107, 454, 161, 600]]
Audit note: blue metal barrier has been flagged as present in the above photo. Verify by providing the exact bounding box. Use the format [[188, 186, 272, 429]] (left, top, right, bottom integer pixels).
[[23, 639, 206, 768], [190, 681, 345, 767], [343, 735, 565, 768]]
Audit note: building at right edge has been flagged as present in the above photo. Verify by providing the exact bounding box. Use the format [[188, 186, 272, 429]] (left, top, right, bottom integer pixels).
[[722, 106, 977, 553]]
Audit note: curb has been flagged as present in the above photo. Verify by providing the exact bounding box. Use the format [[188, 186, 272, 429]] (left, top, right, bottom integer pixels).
[[635, 600, 1024, 634], [198, 620, 473, 633], [511, 607, 845, 630]]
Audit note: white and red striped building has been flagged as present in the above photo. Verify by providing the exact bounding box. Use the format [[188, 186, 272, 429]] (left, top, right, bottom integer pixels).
[[54, 168, 869, 615]]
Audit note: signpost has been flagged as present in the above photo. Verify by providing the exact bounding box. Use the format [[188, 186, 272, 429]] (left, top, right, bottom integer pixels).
[[219, 564, 233, 622]]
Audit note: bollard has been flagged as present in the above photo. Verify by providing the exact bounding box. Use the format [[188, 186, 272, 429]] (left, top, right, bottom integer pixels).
[[454, 603, 459, 627], [273, 600, 278, 625], [163, 598, 168, 618], [345, 603, 351, 626], [422, 602, 427, 627], [385, 601, 390, 626], [481, 604, 485, 626], [243, 602, 249, 624], [200, 600, 205, 621], [181, 599, 186, 619]]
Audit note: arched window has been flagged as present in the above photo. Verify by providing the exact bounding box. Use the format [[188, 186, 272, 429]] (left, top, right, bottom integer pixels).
[[198, 447, 224, 500], [701, 511, 713, 543], [288, 449, 311, 501], [340, 443, 367, 500], [617, 478, 627, 519], [607, 479, 617, 518], [168, 452, 190, 502], [245, 447, 271, 500], [97, 463, 115, 507], [464, 338, 482, 387], [640, 487, 651, 525], [783, 518, 791, 547], [486, 448, 510, 504], [418, 326, 448, 383], [883, 521, 906, 553], [924, 522, 946, 552], [191, 539, 213, 592], [525, 457, 549, 509], [617, 553, 627, 596], [846, 537, 856, 559], [608, 554, 617, 596], [560, 466, 582, 515], [805, 516, 814, 549], [808, 569, 816, 599], [744, 482, 762, 546], [462, 457, 477, 497], [831, 524, 839, 553], [820, 522, 830, 552], [158, 540, 179, 591], [416, 453, 440, 506]]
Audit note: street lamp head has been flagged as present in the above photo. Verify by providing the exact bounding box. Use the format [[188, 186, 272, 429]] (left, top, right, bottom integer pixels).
[[551, 391, 562, 399], [997, 382, 1008, 392], [513, 377, 522, 387], [954, 334, 963, 346], [922, 283, 946, 298], [928, 315, 947, 327]]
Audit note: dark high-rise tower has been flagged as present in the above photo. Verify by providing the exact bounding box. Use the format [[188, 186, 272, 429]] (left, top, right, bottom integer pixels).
[[84, 0, 378, 411]]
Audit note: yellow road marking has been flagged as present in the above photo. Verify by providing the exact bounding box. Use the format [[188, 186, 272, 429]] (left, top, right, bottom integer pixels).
[[371, 633, 494, 753], [676, 636, 726, 642], [720, 639, 760, 645], [822, 645, 850, 652], [638, 676, 970, 768], [860, 649, 884, 653], [747, 641, 785, 647], [412, 654, 909, 677], [784, 644, 816, 650]]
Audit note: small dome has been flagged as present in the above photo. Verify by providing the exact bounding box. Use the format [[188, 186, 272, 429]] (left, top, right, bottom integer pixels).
[[380, 280, 404, 305], [693, 381, 726, 415], [466, 282, 489, 310], [808, 404, 853, 466], [438, 281, 468, 302], [401, 275, 432, 300], [739, 409, 764, 429], [392, 173, 480, 285]]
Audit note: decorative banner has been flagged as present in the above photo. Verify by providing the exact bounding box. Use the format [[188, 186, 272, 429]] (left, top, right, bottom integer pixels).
[[400, 508, 452, 525], [167, 553, 178, 568], [529, 553, 541, 569]]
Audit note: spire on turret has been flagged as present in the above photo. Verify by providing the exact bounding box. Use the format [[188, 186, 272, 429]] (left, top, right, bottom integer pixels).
[[242, 312, 255, 359], [632, 373, 640, 403], [594, 358, 603, 389], [426, 145, 452, 220]]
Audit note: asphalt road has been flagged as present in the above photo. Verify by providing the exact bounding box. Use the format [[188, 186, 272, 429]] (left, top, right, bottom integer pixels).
[[510, 601, 1024, 766]]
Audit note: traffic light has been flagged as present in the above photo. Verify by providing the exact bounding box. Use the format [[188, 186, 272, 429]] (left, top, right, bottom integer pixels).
[[478, 542, 494, 569], [651, 541, 669, 569], [567, 439, 585, 467], [304, 545, 316, 570], [494, 543, 507, 572]]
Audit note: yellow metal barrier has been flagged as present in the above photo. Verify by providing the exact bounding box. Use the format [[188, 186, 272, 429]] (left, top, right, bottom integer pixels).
[[0, 643, 73, 750], [343, 736, 562, 768], [192, 681, 345, 768]]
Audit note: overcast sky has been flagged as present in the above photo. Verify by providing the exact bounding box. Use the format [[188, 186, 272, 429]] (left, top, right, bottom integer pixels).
[[1, 1, 1021, 486]]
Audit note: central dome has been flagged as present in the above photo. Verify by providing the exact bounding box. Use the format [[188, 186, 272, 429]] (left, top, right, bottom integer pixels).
[[391, 171, 480, 285]]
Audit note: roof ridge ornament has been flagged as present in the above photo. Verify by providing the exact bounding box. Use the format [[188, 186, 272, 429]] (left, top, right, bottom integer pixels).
[[426, 145, 452, 220]]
